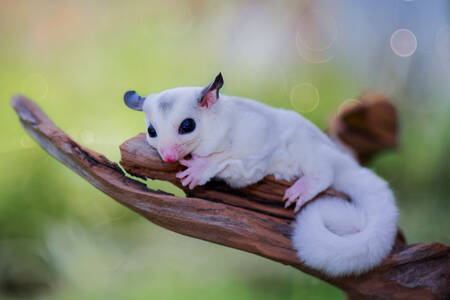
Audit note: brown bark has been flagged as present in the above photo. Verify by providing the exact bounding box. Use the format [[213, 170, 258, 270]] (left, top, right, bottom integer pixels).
[[328, 91, 398, 164], [11, 94, 449, 300]]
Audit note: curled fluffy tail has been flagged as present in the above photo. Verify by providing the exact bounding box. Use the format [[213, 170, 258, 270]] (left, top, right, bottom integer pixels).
[[292, 167, 398, 277]]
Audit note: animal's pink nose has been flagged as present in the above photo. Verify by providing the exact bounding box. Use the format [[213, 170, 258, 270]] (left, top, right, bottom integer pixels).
[[161, 146, 181, 163], [164, 155, 177, 163]]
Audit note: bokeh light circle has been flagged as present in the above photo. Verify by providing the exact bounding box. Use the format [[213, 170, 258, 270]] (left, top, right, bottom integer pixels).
[[20, 135, 34, 149], [390, 29, 417, 57], [296, 10, 338, 52], [295, 9, 337, 64], [337, 98, 361, 116], [290, 83, 320, 113], [295, 46, 335, 64], [80, 130, 95, 145]]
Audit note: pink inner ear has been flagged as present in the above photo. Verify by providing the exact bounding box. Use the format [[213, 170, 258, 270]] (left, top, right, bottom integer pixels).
[[200, 90, 217, 108]]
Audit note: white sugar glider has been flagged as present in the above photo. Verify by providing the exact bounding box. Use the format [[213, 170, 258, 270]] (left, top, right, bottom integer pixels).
[[124, 73, 398, 277]]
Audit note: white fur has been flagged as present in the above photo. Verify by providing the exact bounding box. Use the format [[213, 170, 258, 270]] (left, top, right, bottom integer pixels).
[[293, 168, 398, 276], [134, 84, 398, 277]]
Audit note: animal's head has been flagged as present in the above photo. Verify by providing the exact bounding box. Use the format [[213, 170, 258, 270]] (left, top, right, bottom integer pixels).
[[124, 73, 224, 162]]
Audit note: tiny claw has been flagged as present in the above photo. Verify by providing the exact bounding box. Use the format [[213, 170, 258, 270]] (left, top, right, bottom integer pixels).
[[294, 200, 304, 213], [284, 193, 301, 209], [176, 170, 190, 179], [284, 199, 293, 208], [188, 177, 200, 190], [181, 176, 191, 187]]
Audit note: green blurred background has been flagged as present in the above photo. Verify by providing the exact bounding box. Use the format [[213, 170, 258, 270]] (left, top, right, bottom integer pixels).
[[1, 0, 449, 299]]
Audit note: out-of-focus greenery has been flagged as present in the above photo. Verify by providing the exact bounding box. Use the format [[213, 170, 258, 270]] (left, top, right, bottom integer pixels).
[[0, 0, 449, 299]]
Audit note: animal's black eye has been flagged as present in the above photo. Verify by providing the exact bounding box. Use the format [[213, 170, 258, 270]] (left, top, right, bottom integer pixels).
[[179, 118, 196, 134], [147, 124, 157, 138]]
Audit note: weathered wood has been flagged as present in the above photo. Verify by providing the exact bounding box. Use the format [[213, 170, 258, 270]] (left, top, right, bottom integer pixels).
[[328, 91, 398, 164], [11, 94, 449, 300], [120, 133, 349, 220]]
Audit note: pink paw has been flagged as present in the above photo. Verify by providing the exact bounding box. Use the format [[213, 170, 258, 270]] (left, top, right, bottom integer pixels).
[[283, 179, 309, 213], [176, 154, 210, 190]]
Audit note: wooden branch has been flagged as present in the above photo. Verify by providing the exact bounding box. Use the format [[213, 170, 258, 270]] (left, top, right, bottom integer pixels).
[[11, 94, 449, 300], [328, 91, 398, 165]]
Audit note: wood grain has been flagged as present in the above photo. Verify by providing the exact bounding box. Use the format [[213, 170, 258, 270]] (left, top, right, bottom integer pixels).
[[11, 94, 449, 300]]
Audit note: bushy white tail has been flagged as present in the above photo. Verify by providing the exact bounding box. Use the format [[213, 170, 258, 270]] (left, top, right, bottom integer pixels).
[[292, 167, 398, 276]]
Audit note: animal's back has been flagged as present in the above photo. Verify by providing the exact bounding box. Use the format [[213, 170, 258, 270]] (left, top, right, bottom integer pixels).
[[217, 95, 340, 184]]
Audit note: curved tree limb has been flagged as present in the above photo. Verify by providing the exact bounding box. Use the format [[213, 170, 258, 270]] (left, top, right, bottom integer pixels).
[[11, 94, 449, 300]]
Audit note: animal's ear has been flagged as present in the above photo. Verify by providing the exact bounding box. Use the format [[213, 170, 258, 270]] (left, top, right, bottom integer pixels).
[[124, 91, 146, 111], [199, 73, 224, 108]]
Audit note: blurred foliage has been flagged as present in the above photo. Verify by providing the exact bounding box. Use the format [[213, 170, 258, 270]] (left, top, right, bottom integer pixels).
[[0, 0, 449, 299]]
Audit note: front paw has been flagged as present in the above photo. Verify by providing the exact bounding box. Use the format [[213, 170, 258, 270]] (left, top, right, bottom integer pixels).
[[176, 155, 211, 190], [283, 178, 313, 213]]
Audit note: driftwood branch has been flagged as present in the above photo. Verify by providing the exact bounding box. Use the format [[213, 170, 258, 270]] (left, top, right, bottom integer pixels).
[[11, 94, 449, 300]]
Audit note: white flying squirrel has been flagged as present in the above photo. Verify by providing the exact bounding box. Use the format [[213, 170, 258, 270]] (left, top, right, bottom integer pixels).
[[124, 73, 398, 277]]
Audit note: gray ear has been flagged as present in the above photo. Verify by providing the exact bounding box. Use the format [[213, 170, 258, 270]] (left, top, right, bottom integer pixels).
[[199, 73, 224, 108], [124, 90, 146, 111]]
